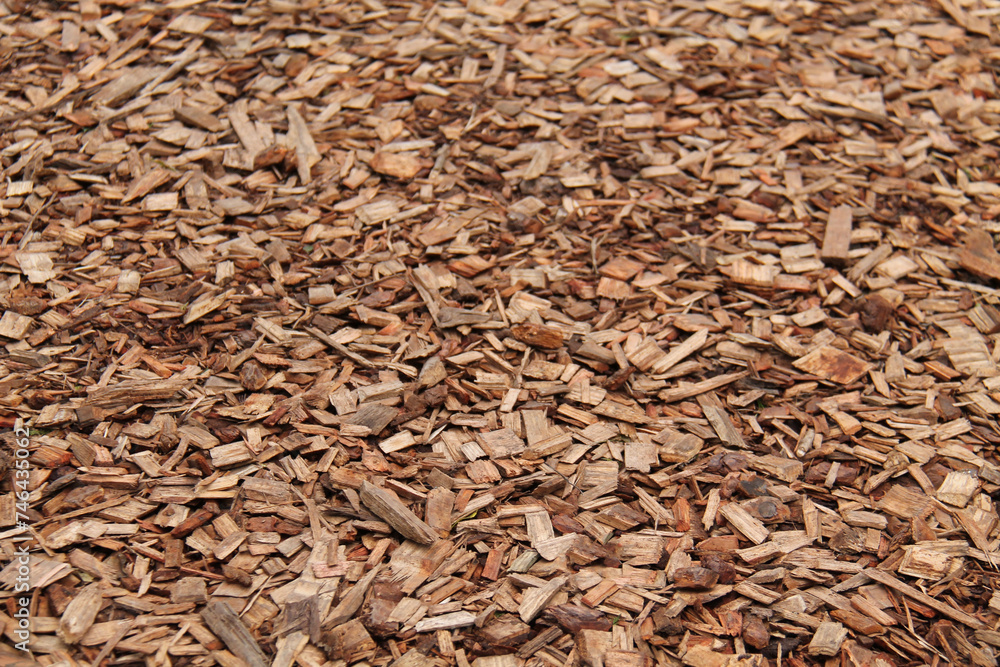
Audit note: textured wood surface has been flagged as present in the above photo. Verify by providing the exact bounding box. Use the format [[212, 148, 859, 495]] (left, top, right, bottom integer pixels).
[[3, 0, 1000, 665]]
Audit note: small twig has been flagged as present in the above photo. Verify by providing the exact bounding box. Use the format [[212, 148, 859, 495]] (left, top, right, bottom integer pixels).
[[539, 462, 581, 491], [18, 191, 56, 250], [0, 90, 87, 126]]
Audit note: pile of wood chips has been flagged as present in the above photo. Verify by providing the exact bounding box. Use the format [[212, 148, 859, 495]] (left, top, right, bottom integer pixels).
[[3, 0, 1000, 665]]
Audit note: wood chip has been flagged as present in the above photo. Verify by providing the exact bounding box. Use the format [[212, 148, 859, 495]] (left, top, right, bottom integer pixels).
[[6, 1, 1000, 665], [359, 482, 438, 544]]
